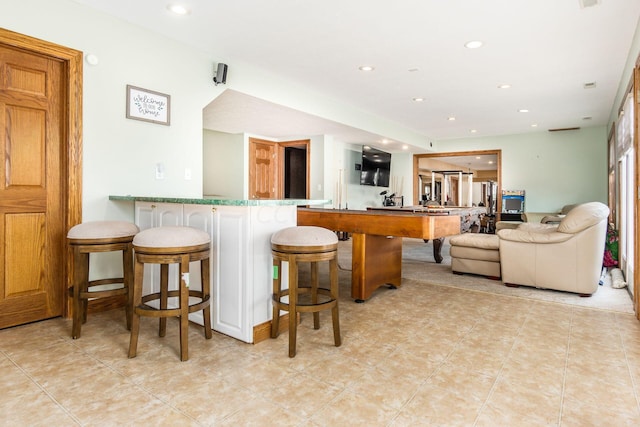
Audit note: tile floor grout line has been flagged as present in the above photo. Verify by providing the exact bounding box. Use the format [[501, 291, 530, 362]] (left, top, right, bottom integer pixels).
[[383, 316, 493, 426], [616, 311, 640, 417], [406, 278, 634, 315], [471, 302, 536, 427], [384, 339, 452, 425], [557, 307, 578, 426], [64, 335, 207, 426], [2, 252, 638, 426], [2, 348, 84, 426]]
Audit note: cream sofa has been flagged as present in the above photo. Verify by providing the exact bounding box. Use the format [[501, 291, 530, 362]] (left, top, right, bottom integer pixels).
[[497, 202, 609, 296], [521, 203, 578, 224], [449, 233, 500, 278]]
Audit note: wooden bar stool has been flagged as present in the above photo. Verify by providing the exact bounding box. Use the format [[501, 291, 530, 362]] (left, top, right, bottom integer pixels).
[[271, 226, 341, 357], [128, 226, 212, 361], [67, 221, 140, 339]]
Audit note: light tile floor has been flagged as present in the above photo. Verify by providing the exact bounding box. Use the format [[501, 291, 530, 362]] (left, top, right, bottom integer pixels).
[[2, 266, 640, 425]]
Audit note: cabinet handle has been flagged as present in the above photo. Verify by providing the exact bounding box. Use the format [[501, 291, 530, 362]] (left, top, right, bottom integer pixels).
[[151, 204, 156, 209], [211, 208, 216, 213]]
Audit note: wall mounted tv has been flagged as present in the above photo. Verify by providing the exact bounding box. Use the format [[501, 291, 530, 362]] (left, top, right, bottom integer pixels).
[[360, 145, 391, 187]]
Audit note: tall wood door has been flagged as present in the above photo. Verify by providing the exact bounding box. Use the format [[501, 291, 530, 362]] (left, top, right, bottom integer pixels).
[[249, 138, 278, 199], [0, 44, 65, 328]]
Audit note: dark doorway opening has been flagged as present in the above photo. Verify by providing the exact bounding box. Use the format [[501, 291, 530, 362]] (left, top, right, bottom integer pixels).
[[284, 146, 307, 199]]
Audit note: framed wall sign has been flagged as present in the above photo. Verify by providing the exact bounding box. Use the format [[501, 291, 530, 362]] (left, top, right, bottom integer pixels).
[[126, 85, 171, 125]]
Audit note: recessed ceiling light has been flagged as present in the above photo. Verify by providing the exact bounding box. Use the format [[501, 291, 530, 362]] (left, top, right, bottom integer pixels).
[[518, 109, 529, 113], [475, 156, 481, 159], [381, 139, 389, 144], [531, 124, 538, 127], [402, 145, 408, 150], [167, 4, 190, 15], [447, 116, 456, 121], [470, 129, 477, 133], [464, 40, 483, 49], [498, 84, 511, 89], [358, 65, 375, 71], [412, 97, 425, 102]]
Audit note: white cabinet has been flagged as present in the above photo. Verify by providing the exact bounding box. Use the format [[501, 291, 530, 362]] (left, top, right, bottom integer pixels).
[[134, 203, 184, 300], [182, 205, 216, 327], [133, 201, 296, 343], [209, 205, 252, 342], [182, 204, 252, 339], [135, 202, 183, 230]]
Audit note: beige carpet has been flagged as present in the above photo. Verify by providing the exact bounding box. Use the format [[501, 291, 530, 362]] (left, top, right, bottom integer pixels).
[[336, 237, 635, 314]]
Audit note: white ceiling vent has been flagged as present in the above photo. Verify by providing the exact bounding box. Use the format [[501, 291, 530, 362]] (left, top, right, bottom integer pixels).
[[579, 0, 600, 9]]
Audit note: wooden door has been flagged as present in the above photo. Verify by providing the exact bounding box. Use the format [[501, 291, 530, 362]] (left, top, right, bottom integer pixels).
[[0, 39, 71, 328], [249, 138, 278, 199]]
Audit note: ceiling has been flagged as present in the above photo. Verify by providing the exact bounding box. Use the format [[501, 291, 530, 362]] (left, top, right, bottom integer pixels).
[[75, 0, 640, 153]]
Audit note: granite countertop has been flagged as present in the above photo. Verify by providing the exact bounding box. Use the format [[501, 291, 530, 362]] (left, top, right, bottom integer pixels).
[[109, 195, 330, 207]]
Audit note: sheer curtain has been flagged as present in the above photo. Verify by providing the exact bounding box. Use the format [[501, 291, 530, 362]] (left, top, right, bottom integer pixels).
[[616, 93, 635, 296]]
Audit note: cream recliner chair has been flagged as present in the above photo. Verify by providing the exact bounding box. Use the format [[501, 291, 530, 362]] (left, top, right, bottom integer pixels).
[[497, 202, 609, 296]]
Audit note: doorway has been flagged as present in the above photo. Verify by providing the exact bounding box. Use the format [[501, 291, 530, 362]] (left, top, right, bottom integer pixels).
[[248, 138, 310, 199], [413, 149, 502, 213], [280, 140, 310, 199], [0, 28, 82, 327]]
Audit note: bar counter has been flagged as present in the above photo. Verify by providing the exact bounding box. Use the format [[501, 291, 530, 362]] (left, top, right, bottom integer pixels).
[[110, 195, 329, 343]]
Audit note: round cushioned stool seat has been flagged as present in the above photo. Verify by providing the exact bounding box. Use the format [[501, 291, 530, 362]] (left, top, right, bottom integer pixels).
[[67, 220, 139, 240], [271, 225, 338, 252], [271, 226, 340, 357], [133, 226, 210, 252], [67, 221, 140, 339], [129, 226, 213, 361]]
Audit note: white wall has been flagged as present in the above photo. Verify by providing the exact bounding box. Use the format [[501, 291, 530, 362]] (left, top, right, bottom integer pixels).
[[201, 131, 417, 210], [203, 130, 244, 198], [435, 127, 608, 212], [1, 0, 432, 223], [308, 135, 326, 202], [320, 142, 414, 211], [1, 0, 629, 227], [609, 20, 640, 130], [1, 0, 226, 222]]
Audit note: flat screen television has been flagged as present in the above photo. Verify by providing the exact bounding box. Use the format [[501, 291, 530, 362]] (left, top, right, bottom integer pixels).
[[504, 198, 524, 212], [360, 145, 391, 187]]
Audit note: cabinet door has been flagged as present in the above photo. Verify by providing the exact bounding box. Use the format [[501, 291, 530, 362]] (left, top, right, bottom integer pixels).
[[134, 202, 183, 300], [134, 202, 155, 231], [182, 205, 215, 326], [134, 202, 183, 230], [211, 206, 252, 342], [249, 205, 297, 326]]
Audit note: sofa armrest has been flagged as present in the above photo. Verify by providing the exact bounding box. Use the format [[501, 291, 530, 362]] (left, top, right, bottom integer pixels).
[[541, 215, 565, 224], [516, 222, 558, 232], [522, 212, 557, 223], [497, 229, 572, 244]]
